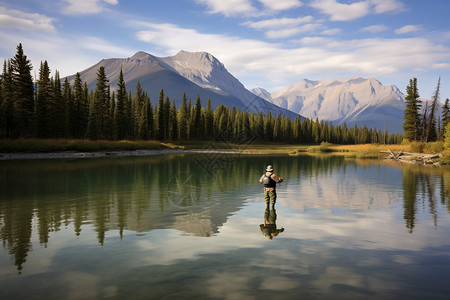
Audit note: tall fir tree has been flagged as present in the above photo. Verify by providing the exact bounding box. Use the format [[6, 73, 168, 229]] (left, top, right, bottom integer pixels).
[[157, 89, 166, 140], [190, 95, 202, 139], [163, 96, 171, 139], [87, 97, 98, 140], [35, 61, 51, 137], [1, 60, 14, 137], [115, 69, 127, 140], [52, 71, 65, 138], [205, 98, 214, 139], [169, 100, 178, 140], [177, 93, 188, 140], [73, 72, 87, 138], [441, 98, 450, 139], [402, 78, 421, 141], [425, 77, 440, 142], [11, 43, 34, 137], [94, 66, 109, 139], [146, 93, 154, 139], [133, 81, 146, 139]]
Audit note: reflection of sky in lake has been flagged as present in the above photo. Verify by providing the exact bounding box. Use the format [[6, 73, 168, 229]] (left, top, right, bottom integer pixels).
[[1, 155, 450, 299]]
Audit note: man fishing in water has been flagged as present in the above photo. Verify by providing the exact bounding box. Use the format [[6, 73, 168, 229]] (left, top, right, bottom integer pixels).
[[259, 165, 283, 209]]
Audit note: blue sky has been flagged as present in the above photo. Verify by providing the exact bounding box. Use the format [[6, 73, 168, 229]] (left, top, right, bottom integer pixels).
[[1, 0, 450, 99]]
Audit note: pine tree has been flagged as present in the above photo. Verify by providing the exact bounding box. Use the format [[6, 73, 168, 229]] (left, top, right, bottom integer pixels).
[[163, 96, 171, 140], [157, 89, 165, 140], [115, 69, 127, 140], [133, 81, 146, 139], [147, 94, 154, 139], [169, 100, 178, 140], [402, 78, 421, 141], [53, 72, 65, 138], [441, 98, 450, 140], [177, 93, 188, 140], [73, 73, 86, 138], [190, 95, 202, 139], [11, 43, 34, 137], [205, 98, 214, 139], [94, 66, 109, 139], [255, 111, 264, 141], [35, 61, 51, 137], [0, 60, 14, 137], [425, 77, 440, 142], [87, 97, 98, 140]]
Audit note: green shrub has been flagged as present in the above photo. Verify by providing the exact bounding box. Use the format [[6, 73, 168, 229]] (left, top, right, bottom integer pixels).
[[307, 142, 334, 153], [409, 141, 425, 153], [424, 141, 444, 154]]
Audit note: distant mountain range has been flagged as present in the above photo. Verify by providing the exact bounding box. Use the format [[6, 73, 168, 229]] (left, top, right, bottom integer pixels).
[[68, 50, 295, 117], [68, 50, 423, 133], [252, 77, 407, 133]]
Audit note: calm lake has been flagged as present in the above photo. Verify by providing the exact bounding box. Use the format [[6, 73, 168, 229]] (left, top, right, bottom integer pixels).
[[1, 153, 450, 299]]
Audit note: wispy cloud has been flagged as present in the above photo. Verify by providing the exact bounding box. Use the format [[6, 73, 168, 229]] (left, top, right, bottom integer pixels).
[[265, 23, 323, 39], [362, 24, 388, 33], [62, 0, 119, 15], [310, 0, 371, 21], [395, 25, 422, 34], [242, 16, 320, 39], [0, 5, 56, 32], [310, 0, 405, 21], [321, 28, 341, 35], [258, 0, 303, 11], [370, 0, 405, 14], [194, 0, 256, 17], [242, 16, 313, 30]]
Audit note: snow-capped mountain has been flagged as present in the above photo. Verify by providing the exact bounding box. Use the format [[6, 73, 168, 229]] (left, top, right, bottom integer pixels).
[[68, 51, 294, 117], [252, 77, 406, 133]]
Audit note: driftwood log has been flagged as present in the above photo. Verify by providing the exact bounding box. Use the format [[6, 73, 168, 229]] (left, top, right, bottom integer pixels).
[[382, 149, 442, 165]]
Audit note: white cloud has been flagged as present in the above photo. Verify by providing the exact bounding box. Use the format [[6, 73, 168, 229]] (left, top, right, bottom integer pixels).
[[310, 0, 405, 21], [370, 0, 405, 14], [133, 21, 450, 87], [395, 25, 422, 34], [195, 0, 256, 17], [242, 16, 313, 30], [321, 28, 341, 35], [0, 6, 56, 32], [62, 0, 119, 15], [266, 23, 322, 39], [310, 0, 371, 21], [258, 0, 303, 11], [362, 24, 388, 33]]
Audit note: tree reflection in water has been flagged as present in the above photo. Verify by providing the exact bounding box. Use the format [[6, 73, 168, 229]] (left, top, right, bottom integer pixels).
[[1, 154, 450, 273], [401, 163, 450, 233]]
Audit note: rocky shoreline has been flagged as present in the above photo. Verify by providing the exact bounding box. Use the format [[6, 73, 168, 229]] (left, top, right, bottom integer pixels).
[[0, 148, 243, 160], [0, 149, 187, 160]]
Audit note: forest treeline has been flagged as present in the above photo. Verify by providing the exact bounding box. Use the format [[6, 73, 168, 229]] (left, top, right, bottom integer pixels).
[[0, 44, 403, 144]]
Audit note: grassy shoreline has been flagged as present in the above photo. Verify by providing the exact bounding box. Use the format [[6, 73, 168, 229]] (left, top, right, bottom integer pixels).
[[1, 139, 448, 162]]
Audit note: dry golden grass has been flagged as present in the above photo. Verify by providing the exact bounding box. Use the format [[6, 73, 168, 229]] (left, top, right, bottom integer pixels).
[[330, 144, 408, 152]]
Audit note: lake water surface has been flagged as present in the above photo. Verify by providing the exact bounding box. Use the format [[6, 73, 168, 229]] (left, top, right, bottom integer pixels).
[[1, 153, 450, 299]]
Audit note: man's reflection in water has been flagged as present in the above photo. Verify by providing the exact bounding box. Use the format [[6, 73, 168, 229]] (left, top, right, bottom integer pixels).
[[260, 207, 284, 240]]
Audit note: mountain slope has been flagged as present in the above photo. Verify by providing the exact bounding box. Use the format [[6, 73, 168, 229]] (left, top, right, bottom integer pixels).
[[68, 51, 296, 117], [253, 77, 406, 133]]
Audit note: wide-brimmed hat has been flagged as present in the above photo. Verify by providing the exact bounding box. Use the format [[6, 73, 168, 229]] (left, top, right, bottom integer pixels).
[[266, 165, 273, 172]]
